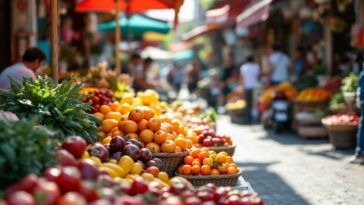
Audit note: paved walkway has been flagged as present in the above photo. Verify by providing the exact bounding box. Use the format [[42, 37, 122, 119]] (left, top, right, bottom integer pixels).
[[217, 116, 364, 205]]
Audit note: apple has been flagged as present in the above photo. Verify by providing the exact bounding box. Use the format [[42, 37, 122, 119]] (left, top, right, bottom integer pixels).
[[78, 181, 99, 202], [128, 179, 148, 196], [77, 159, 100, 180], [33, 180, 61, 205], [56, 149, 78, 167], [226, 195, 242, 205], [115, 196, 144, 205], [185, 197, 202, 205], [160, 196, 183, 205], [7, 191, 35, 205], [98, 188, 115, 201], [111, 151, 123, 161], [61, 136, 87, 159], [139, 148, 153, 162], [17, 174, 39, 194], [146, 160, 158, 168], [127, 139, 143, 149], [202, 139, 213, 147], [56, 167, 81, 193], [109, 136, 126, 153], [169, 180, 188, 195], [57, 192, 87, 205], [43, 167, 61, 182], [90, 199, 112, 205], [196, 190, 214, 202], [97, 175, 114, 188], [88, 143, 109, 162]]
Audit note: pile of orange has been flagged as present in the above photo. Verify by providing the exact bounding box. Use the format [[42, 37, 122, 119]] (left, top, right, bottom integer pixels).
[[94, 95, 195, 154], [178, 148, 238, 176]]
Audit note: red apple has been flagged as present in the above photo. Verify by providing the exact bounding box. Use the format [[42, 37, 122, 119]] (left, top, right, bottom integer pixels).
[[77, 159, 100, 180], [78, 181, 99, 202], [56, 167, 81, 193], [115, 196, 144, 205], [88, 144, 109, 162], [57, 192, 87, 205], [128, 179, 148, 196], [43, 168, 61, 182], [33, 180, 61, 205], [202, 139, 213, 147], [56, 149, 77, 167], [61, 136, 87, 159], [17, 174, 39, 194], [7, 191, 35, 205]]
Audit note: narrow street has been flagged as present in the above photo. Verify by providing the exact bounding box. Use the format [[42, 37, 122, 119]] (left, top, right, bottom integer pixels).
[[218, 116, 364, 205]]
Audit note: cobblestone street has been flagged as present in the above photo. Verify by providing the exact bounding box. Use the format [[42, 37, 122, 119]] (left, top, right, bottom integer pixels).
[[217, 116, 364, 205]]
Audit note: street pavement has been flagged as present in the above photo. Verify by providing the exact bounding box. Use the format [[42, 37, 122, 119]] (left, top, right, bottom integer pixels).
[[217, 115, 364, 205]]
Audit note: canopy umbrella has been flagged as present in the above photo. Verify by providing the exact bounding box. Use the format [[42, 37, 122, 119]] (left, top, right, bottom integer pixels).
[[75, 0, 184, 73], [98, 14, 170, 39]]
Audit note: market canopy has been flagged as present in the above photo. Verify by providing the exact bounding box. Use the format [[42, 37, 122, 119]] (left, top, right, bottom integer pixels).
[[98, 14, 171, 39], [236, 0, 272, 29], [141, 46, 172, 60]]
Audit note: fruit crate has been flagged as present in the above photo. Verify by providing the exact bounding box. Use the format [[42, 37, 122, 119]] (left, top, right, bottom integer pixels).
[[175, 170, 241, 187], [293, 100, 328, 114]]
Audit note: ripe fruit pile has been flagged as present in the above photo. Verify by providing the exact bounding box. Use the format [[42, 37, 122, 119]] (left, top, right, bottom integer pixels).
[[322, 114, 359, 125], [82, 90, 117, 113], [296, 88, 332, 102], [196, 129, 233, 148], [178, 148, 238, 176]]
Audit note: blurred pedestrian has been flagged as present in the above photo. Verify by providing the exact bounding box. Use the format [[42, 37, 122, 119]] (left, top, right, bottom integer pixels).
[[222, 56, 237, 101], [209, 71, 224, 110], [134, 57, 154, 91], [268, 44, 290, 86], [186, 60, 200, 99], [169, 64, 184, 95], [240, 56, 260, 124], [0, 47, 46, 89], [351, 55, 364, 165], [293, 47, 305, 81]]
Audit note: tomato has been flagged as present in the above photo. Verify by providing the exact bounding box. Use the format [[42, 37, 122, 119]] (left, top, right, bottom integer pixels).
[[146, 142, 160, 153], [161, 140, 177, 153], [145, 166, 160, 177], [118, 155, 134, 173]]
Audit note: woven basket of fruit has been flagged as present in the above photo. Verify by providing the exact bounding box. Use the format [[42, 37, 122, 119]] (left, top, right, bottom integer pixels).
[[175, 170, 241, 187], [322, 114, 359, 149], [153, 151, 188, 176], [207, 145, 236, 156]]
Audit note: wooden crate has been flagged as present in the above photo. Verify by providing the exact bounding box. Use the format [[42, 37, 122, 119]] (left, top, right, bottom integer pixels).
[[293, 100, 328, 114]]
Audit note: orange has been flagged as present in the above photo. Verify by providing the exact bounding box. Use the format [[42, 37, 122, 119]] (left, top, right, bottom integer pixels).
[[139, 129, 154, 143], [198, 151, 209, 161], [191, 165, 201, 175], [185, 139, 193, 149], [201, 165, 211, 175], [227, 166, 238, 174], [170, 119, 180, 132], [128, 108, 144, 122], [105, 112, 122, 121], [175, 146, 182, 152], [184, 156, 194, 165], [101, 119, 118, 133], [190, 148, 201, 158], [120, 115, 129, 121], [112, 130, 124, 137], [175, 137, 187, 150], [211, 169, 220, 175], [218, 151, 228, 157], [161, 140, 177, 153], [124, 133, 138, 140], [229, 163, 238, 169], [143, 108, 155, 120], [137, 119, 148, 131], [146, 142, 160, 153], [148, 118, 161, 132], [110, 102, 120, 112], [94, 112, 104, 120], [209, 151, 217, 156], [218, 163, 228, 174], [99, 131, 106, 138], [154, 130, 167, 144], [120, 94, 133, 105], [119, 103, 132, 114], [215, 155, 226, 163], [177, 165, 184, 174], [181, 165, 192, 175], [102, 136, 112, 145], [200, 147, 209, 153], [100, 105, 111, 114], [167, 133, 176, 141], [226, 156, 233, 164], [119, 120, 138, 133], [191, 159, 201, 167], [202, 158, 213, 167]]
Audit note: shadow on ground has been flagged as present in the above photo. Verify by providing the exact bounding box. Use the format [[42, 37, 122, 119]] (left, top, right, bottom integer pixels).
[[236, 161, 310, 205], [301, 148, 354, 160]]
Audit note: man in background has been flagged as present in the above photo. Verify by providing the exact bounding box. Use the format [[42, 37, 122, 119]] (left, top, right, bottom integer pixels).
[[0, 47, 46, 89]]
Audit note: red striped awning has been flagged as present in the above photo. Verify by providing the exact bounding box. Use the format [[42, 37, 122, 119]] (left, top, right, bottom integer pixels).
[[236, 0, 272, 29]]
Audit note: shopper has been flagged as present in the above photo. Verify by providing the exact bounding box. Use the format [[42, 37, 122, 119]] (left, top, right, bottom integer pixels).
[[222, 56, 237, 101], [268, 44, 290, 86], [0, 47, 46, 89], [240, 56, 260, 124], [351, 62, 364, 164], [292, 47, 305, 81], [134, 57, 154, 91], [186, 60, 200, 99]]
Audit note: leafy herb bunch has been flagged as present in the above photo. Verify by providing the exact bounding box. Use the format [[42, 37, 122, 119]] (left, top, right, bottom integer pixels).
[[0, 76, 101, 143], [0, 118, 57, 189]]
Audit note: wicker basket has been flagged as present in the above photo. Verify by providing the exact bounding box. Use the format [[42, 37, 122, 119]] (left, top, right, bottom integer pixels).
[[206, 145, 236, 156], [322, 123, 358, 149], [153, 151, 188, 176], [175, 171, 241, 187]]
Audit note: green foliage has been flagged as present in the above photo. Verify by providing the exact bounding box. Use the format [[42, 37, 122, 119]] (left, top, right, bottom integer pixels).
[[330, 92, 345, 110], [341, 73, 358, 93], [0, 76, 102, 143], [0, 118, 57, 189], [199, 107, 217, 122]]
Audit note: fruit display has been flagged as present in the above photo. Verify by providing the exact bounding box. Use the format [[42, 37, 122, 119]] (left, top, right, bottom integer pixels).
[[322, 114, 359, 125], [295, 87, 332, 102], [259, 82, 298, 106], [178, 148, 238, 176], [341, 73, 358, 93], [82, 89, 117, 113], [329, 92, 345, 110], [196, 129, 233, 148], [226, 99, 246, 111], [0, 77, 101, 143]]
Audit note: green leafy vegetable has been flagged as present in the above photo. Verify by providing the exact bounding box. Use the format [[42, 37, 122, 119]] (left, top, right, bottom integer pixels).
[[341, 73, 358, 93], [0, 76, 102, 143], [330, 92, 345, 110], [0, 118, 57, 189]]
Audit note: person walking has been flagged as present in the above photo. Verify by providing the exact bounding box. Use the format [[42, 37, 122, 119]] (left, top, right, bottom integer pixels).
[[268, 44, 290, 86], [240, 56, 260, 124], [351, 59, 364, 165], [0, 47, 46, 89]]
